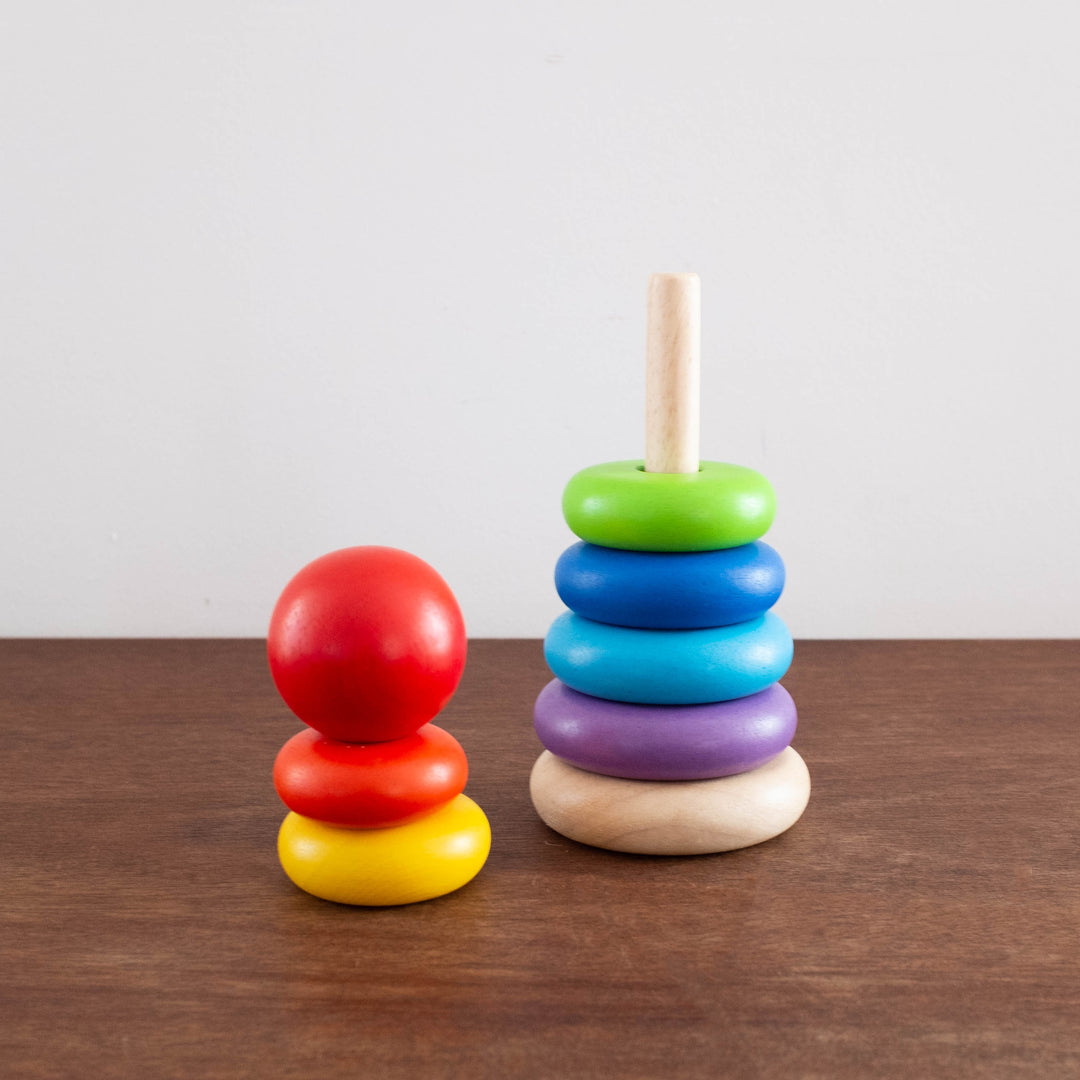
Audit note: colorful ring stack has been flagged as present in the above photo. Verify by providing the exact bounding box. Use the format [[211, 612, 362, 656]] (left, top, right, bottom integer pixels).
[[269, 547, 491, 905], [529, 460, 811, 855]]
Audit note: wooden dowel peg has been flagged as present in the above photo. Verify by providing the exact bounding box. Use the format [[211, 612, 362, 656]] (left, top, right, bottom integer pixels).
[[645, 272, 701, 474]]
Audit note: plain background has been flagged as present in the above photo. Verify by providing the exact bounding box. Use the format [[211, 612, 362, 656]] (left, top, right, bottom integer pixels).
[[2, 2, 1078, 638]]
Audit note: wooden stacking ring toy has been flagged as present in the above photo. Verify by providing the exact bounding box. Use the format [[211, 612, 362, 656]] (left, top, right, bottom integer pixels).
[[534, 680, 796, 780], [555, 540, 785, 629], [278, 794, 491, 906], [273, 724, 468, 828], [269, 547, 488, 905], [530, 747, 810, 855], [561, 460, 775, 552], [529, 273, 810, 856], [544, 610, 793, 705]]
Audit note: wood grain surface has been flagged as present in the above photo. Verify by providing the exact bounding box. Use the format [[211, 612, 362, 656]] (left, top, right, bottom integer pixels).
[[1, 639, 1078, 1079], [645, 271, 700, 473]]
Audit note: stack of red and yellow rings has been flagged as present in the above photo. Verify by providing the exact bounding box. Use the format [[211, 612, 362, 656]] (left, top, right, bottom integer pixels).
[[268, 547, 490, 905], [530, 461, 811, 855]]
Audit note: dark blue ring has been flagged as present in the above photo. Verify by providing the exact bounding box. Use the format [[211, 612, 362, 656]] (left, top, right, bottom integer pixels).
[[554, 541, 784, 629]]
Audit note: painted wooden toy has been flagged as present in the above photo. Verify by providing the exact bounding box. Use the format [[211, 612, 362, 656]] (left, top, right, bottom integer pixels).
[[278, 796, 490, 906], [544, 610, 793, 704], [530, 273, 810, 854], [268, 546, 466, 743], [533, 681, 797, 781], [274, 724, 468, 828], [555, 541, 785, 630], [269, 546, 490, 905]]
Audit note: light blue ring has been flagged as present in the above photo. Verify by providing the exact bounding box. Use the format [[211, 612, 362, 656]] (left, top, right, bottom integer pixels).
[[544, 611, 793, 705]]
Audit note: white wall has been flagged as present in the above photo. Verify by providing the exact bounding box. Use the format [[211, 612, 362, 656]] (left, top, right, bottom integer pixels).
[[2, 2, 1078, 638]]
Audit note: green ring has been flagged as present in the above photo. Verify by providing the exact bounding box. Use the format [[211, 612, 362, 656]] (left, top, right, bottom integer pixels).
[[562, 460, 776, 552]]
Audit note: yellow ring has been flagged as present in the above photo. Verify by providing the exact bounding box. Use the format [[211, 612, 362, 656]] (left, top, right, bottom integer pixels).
[[278, 794, 490, 905]]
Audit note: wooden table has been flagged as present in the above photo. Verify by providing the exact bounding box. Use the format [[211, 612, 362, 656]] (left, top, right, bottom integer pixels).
[[2, 639, 1077, 1079]]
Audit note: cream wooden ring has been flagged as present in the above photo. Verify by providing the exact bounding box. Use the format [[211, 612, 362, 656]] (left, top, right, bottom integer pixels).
[[529, 746, 810, 855]]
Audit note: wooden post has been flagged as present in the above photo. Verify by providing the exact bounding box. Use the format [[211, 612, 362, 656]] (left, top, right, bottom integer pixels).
[[645, 272, 700, 473]]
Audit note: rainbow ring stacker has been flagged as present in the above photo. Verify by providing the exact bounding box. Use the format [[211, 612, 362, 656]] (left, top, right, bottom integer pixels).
[[529, 272, 810, 856], [544, 611, 793, 704]]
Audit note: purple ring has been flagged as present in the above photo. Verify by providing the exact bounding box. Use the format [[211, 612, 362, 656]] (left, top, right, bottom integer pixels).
[[533, 679, 797, 781]]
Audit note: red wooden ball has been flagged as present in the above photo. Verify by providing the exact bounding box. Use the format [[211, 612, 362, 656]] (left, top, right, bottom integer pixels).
[[267, 546, 467, 742], [273, 724, 468, 827]]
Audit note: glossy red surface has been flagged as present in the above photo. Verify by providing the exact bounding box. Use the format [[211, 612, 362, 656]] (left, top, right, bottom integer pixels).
[[273, 723, 468, 827], [267, 546, 466, 741]]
